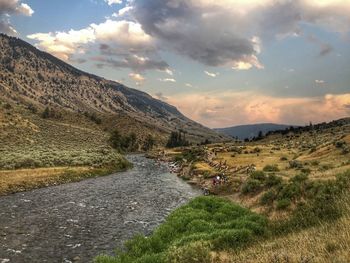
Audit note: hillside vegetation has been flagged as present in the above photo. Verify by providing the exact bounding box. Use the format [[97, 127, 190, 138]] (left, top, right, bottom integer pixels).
[[0, 33, 227, 194], [99, 118, 350, 262]]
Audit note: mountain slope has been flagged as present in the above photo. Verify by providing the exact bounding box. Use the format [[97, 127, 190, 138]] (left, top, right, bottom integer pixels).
[[215, 123, 296, 140], [0, 33, 226, 143]]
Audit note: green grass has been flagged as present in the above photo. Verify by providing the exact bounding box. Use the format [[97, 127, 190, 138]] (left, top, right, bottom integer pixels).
[[95, 196, 268, 263]]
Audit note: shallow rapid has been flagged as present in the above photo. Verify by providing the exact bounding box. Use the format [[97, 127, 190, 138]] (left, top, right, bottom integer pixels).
[[0, 155, 200, 263]]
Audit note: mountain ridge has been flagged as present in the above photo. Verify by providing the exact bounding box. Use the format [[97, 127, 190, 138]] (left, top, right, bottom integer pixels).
[[0, 33, 226, 143], [215, 123, 298, 140]]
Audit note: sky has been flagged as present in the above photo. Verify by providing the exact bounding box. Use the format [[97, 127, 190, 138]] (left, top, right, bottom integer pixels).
[[1, 0, 350, 128]]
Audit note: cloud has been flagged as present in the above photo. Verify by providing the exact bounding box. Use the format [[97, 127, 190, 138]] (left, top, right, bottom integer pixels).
[[167, 91, 350, 128], [129, 0, 350, 69], [28, 28, 95, 60], [28, 19, 167, 72], [26, 0, 350, 75], [315, 80, 325, 84], [306, 33, 333, 56], [0, 0, 34, 35], [158, 78, 176, 82], [129, 72, 145, 84], [204, 71, 219, 78], [154, 92, 168, 101], [93, 54, 169, 72], [105, 0, 122, 6]]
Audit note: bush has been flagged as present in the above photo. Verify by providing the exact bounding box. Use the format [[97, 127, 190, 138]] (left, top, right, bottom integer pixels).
[[276, 198, 291, 210], [263, 165, 279, 172], [280, 156, 288, 161], [260, 190, 276, 205], [250, 171, 266, 181], [265, 174, 283, 187], [242, 179, 263, 194], [289, 160, 303, 169]]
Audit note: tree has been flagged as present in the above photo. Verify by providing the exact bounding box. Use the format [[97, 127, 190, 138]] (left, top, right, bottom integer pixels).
[[166, 131, 190, 148], [143, 134, 155, 151], [110, 130, 139, 152]]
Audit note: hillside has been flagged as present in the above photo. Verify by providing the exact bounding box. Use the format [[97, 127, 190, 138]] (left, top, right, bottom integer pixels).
[[0, 33, 227, 194], [215, 123, 296, 140], [0, 33, 225, 144], [121, 117, 350, 263]]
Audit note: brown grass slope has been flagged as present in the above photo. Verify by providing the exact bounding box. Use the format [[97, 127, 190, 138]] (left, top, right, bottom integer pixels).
[[0, 33, 226, 143]]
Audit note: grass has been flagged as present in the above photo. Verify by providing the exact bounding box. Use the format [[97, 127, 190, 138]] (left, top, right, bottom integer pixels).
[[96, 170, 350, 263], [219, 192, 350, 263], [94, 196, 269, 263], [0, 98, 131, 194], [0, 159, 131, 195]]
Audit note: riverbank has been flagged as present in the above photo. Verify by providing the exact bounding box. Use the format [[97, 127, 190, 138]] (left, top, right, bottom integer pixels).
[[0, 159, 131, 196]]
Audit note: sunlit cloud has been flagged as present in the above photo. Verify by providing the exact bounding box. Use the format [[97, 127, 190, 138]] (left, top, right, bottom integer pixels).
[[158, 78, 176, 83], [129, 72, 145, 85], [168, 91, 350, 128], [204, 71, 219, 78]]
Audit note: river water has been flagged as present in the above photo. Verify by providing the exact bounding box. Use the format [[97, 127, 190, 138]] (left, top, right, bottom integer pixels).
[[0, 155, 200, 263]]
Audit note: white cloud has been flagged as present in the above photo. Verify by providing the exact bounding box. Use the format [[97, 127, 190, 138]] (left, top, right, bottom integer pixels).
[[18, 3, 33, 16], [158, 78, 176, 82], [105, 0, 122, 6], [129, 72, 145, 83], [204, 71, 219, 78], [0, 0, 34, 35], [315, 80, 325, 84], [27, 19, 158, 66]]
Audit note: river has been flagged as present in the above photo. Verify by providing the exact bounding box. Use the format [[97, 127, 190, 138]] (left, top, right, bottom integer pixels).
[[0, 155, 200, 263]]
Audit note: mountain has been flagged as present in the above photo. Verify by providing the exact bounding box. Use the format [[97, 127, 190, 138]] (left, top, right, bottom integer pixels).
[[215, 123, 296, 140], [0, 33, 226, 144]]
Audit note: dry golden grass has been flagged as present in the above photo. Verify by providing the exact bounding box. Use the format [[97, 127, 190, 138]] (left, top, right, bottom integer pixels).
[[215, 195, 350, 263], [0, 166, 105, 195]]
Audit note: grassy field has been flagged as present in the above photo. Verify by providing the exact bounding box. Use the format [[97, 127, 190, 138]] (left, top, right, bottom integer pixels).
[[0, 97, 131, 194], [165, 120, 350, 218], [0, 163, 130, 195]]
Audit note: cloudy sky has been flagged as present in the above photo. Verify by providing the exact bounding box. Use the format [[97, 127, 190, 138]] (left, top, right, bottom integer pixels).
[[2, 0, 350, 128]]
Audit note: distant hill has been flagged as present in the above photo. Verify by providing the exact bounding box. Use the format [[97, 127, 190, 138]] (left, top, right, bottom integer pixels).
[[215, 123, 297, 140], [0, 33, 226, 144]]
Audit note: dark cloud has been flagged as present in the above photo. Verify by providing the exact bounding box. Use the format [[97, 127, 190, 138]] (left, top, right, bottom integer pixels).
[[306, 33, 334, 56], [319, 43, 333, 57], [92, 54, 169, 72], [131, 0, 261, 67]]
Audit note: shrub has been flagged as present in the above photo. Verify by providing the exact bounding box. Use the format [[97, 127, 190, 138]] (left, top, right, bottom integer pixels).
[[250, 171, 266, 181], [280, 156, 288, 161], [289, 160, 303, 169], [260, 190, 276, 205], [335, 140, 346, 148], [263, 164, 279, 172], [311, 160, 320, 166], [242, 179, 263, 194], [276, 198, 291, 210], [265, 174, 283, 187]]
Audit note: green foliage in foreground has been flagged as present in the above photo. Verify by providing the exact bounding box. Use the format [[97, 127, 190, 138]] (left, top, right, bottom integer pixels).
[[95, 196, 268, 263]]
